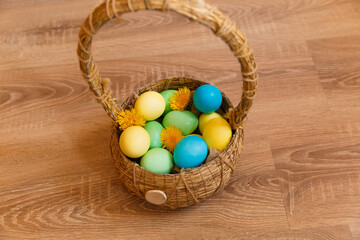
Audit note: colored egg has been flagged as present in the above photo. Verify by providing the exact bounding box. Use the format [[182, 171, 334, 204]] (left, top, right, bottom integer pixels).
[[160, 90, 177, 116], [144, 121, 164, 149], [140, 148, 173, 174], [119, 126, 150, 158], [202, 118, 232, 150], [193, 84, 222, 113], [135, 91, 165, 121], [174, 136, 208, 169], [199, 112, 223, 134], [162, 110, 198, 135]]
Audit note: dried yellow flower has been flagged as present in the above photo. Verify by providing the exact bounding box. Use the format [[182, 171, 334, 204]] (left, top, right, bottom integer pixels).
[[160, 126, 184, 153], [116, 108, 146, 130], [169, 87, 191, 111]]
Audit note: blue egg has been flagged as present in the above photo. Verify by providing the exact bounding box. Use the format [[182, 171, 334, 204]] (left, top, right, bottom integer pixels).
[[193, 84, 222, 113], [174, 136, 208, 169]]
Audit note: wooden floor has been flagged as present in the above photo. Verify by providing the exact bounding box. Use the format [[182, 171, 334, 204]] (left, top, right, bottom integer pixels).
[[1, 0, 360, 239]]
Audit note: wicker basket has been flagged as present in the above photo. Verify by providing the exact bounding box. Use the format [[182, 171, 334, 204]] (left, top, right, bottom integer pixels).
[[77, 0, 257, 209]]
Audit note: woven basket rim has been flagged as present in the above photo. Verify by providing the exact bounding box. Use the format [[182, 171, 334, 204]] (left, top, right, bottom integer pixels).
[[120, 77, 232, 108]]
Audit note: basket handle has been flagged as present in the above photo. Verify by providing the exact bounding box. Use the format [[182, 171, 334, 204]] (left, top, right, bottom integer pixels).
[[77, 0, 258, 128]]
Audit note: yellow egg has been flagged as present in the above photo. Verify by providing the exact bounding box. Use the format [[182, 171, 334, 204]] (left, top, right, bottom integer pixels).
[[135, 91, 165, 121], [202, 118, 232, 150], [199, 112, 223, 134], [119, 126, 150, 158]]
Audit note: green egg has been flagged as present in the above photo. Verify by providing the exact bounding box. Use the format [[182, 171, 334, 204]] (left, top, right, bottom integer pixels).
[[162, 110, 199, 135], [160, 90, 177, 116], [144, 121, 164, 149], [140, 148, 173, 174]]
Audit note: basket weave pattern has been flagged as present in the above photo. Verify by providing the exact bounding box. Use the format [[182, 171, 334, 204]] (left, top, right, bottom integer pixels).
[[77, 0, 257, 209]]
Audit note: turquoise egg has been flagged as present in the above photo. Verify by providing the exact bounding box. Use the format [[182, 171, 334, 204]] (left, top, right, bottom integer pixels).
[[140, 148, 173, 174], [173, 136, 208, 169], [160, 90, 177, 116], [162, 110, 198, 135], [144, 121, 164, 149], [193, 84, 222, 113]]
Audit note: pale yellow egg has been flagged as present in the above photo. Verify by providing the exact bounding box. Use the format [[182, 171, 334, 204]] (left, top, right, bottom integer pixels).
[[135, 91, 165, 121], [198, 112, 223, 134], [119, 126, 150, 158], [202, 118, 232, 150]]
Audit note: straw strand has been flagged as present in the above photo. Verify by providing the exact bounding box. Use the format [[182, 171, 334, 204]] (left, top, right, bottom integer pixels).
[[181, 171, 199, 203]]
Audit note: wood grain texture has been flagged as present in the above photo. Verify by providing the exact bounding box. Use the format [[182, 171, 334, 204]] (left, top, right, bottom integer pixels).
[[0, 0, 359, 239]]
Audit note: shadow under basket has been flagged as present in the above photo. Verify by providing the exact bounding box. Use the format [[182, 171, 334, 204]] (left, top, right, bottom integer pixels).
[[77, 0, 258, 209], [110, 78, 244, 209]]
